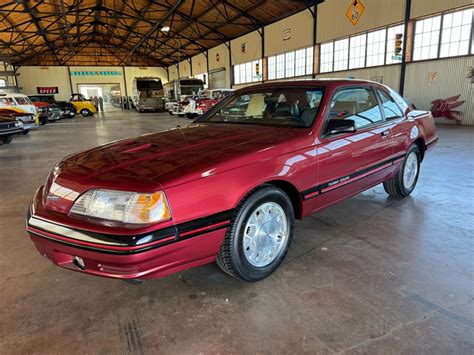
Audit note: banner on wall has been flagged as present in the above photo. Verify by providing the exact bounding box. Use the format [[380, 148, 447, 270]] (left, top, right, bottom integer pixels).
[[70, 70, 122, 76], [37, 87, 59, 94]]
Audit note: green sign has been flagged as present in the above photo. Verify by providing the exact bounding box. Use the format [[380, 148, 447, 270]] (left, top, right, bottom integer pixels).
[[70, 70, 122, 76]]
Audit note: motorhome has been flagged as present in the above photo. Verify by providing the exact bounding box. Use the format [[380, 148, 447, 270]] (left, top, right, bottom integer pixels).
[[132, 77, 165, 112]]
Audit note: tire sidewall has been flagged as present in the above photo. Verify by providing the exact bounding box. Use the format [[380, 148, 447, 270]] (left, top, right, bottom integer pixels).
[[81, 109, 91, 117], [399, 145, 421, 195], [231, 187, 294, 281]]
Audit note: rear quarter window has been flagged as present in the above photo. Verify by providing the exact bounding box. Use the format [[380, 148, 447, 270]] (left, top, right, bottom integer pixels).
[[0, 98, 14, 105]]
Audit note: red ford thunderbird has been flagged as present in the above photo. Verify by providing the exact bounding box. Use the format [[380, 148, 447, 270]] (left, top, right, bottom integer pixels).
[[26, 80, 438, 282]]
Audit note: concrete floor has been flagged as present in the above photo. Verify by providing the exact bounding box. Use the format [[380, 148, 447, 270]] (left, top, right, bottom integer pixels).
[[0, 109, 473, 354]]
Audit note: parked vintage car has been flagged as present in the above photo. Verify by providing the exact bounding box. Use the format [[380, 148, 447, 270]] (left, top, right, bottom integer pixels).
[[26, 80, 438, 283], [29, 95, 76, 119], [0, 93, 39, 133], [29, 100, 53, 125], [69, 93, 97, 117], [0, 108, 37, 135], [183, 89, 235, 118], [0, 109, 25, 144]]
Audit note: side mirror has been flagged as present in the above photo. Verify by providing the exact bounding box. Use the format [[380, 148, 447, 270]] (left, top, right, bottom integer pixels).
[[325, 119, 356, 135]]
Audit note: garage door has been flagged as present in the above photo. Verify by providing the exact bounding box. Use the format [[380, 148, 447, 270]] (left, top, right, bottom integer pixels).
[[209, 69, 226, 89]]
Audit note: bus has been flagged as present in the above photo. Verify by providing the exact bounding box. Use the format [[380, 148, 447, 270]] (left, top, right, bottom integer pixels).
[[132, 77, 165, 112], [163, 78, 204, 113]]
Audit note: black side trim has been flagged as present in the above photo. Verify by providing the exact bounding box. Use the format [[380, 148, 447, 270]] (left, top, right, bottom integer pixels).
[[301, 154, 406, 200], [27, 208, 234, 252], [426, 137, 438, 148]]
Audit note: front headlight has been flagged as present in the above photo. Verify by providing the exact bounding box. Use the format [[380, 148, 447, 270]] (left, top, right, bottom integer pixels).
[[15, 120, 23, 128], [70, 189, 171, 225]]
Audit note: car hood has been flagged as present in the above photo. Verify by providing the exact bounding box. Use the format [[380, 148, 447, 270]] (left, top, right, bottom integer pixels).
[[57, 123, 307, 182], [45, 123, 308, 214]]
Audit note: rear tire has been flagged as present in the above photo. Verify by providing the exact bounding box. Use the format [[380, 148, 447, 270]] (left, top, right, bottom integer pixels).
[[80, 109, 91, 117], [383, 145, 421, 198], [217, 185, 295, 282]]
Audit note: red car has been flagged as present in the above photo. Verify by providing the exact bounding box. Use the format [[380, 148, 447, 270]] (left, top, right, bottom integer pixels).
[[26, 80, 438, 282]]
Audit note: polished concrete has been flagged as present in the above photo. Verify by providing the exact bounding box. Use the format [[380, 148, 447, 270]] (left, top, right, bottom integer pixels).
[[1, 108, 473, 354]]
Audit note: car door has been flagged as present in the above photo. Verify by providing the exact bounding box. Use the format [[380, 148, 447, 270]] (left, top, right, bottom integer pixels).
[[310, 86, 395, 212], [376, 87, 412, 160]]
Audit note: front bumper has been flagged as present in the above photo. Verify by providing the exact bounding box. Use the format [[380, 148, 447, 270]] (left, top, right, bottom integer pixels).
[[26, 191, 230, 280]]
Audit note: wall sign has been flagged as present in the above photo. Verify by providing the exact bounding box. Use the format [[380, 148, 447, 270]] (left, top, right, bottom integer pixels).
[[216, 53, 220, 62], [241, 42, 247, 53], [37, 87, 58, 94], [283, 29, 291, 41], [428, 72, 438, 85], [346, 0, 365, 26], [70, 70, 122, 76]]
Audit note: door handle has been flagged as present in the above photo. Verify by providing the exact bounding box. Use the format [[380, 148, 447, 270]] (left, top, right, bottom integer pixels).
[[381, 130, 390, 137]]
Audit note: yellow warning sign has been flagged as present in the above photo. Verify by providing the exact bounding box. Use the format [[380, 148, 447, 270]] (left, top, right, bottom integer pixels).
[[346, 0, 365, 26]]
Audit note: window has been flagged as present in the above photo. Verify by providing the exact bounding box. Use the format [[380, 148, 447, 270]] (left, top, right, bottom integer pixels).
[[349, 34, 367, 69], [320, 42, 334, 73], [377, 89, 404, 119], [0, 79, 5, 87], [267, 46, 314, 80], [285, 51, 295, 78], [0, 97, 14, 105], [413, 16, 442, 60], [328, 88, 382, 129], [268, 56, 276, 80], [295, 48, 306, 76], [440, 8, 473, 58], [334, 38, 349, 71], [233, 59, 262, 85], [276, 54, 285, 79], [386, 25, 405, 64], [305, 47, 314, 75], [14, 96, 29, 105], [366, 29, 386, 67], [202, 88, 324, 128]]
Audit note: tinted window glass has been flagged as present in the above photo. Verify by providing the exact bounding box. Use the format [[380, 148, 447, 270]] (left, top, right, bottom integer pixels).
[[0, 97, 14, 105], [377, 89, 404, 119], [387, 87, 409, 113], [14, 96, 29, 105], [328, 88, 382, 129], [201, 88, 324, 128]]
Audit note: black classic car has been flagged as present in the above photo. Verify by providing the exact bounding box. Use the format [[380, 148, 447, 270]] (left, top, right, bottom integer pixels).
[[0, 109, 24, 144], [29, 95, 76, 118]]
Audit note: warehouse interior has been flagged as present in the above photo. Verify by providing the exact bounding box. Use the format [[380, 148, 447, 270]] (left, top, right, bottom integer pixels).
[[0, 0, 473, 353]]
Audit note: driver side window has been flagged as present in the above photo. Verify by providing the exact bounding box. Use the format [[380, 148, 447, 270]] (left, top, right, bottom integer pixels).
[[328, 88, 382, 130]]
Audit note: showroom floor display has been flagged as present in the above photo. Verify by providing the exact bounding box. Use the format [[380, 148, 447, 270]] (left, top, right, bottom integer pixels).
[[0, 111, 472, 353]]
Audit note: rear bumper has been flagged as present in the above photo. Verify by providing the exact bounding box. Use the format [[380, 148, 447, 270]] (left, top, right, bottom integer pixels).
[[26, 194, 231, 280]]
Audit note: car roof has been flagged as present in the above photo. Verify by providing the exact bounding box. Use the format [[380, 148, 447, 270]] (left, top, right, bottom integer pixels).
[[0, 92, 29, 98], [236, 78, 383, 91]]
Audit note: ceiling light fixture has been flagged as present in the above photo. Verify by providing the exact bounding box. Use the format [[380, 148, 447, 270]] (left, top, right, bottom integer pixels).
[[161, 26, 170, 32]]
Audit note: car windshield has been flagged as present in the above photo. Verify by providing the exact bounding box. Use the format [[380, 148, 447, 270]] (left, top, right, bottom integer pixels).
[[14, 96, 29, 105], [200, 88, 324, 128]]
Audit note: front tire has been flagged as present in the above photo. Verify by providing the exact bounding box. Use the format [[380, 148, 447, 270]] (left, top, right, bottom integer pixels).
[[217, 185, 294, 282], [0, 135, 13, 144], [22, 129, 30, 135], [383, 145, 421, 198]]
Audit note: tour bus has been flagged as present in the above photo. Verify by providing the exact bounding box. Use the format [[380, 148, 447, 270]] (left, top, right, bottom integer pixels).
[[132, 77, 165, 112], [163, 78, 204, 113]]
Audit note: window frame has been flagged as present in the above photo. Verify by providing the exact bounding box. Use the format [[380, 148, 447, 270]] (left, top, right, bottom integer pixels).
[[319, 22, 405, 74], [412, 6, 474, 62], [374, 88, 406, 121], [267, 46, 314, 81], [320, 85, 387, 139]]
